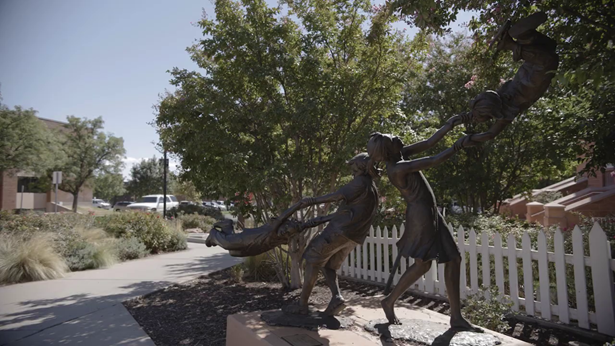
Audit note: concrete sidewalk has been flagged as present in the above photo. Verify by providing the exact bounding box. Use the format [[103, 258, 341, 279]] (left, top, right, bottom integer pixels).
[[0, 243, 240, 346]]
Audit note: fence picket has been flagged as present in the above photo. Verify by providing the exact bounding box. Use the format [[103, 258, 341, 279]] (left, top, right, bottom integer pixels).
[[376, 226, 383, 283], [481, 232, 491, 299], [494, 234, 505, 297], [522, 232, 535, 316], [384, 226, 390, 285], [538, 231, 551, 320], [589, 222, 615, 335], [469, 229, 479, 294], [350, 245, 356, 278], [362, 235, 368, 280], [458, 226, 467, 299], [554, 229, 570, 324], [507, 234, 519, 311], [370, 227, 376, 281], [572, 226, 589, 329]]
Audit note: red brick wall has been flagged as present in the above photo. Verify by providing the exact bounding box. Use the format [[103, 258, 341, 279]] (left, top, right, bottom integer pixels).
[[571, 194, 615, 217], [0, 171, 18, 210]]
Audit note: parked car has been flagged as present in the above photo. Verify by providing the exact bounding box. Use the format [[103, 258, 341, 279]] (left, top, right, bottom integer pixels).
[[203, 201, 219, 209], [93, 198, 111, 209], [113, 201, 133, 211], [127, 195, 179, 213], [215, 201, 227, 211], [180, 201, 196, 206]]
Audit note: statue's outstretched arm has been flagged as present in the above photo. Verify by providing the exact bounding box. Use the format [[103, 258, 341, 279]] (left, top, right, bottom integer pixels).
[[302, 213, 335, 229], [402, 113, 467, 159], [467, 119, 509, 143], [391, 136, 470, 175]]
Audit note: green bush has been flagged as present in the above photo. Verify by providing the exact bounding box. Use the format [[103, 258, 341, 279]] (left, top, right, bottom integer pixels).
[[164, 220, 188, 252], [114, 237, 149, 261], [0, 210, 96, 234], [462, 286, 513, 333], [64, 241, 117, 271], [178, 213, 216, 231], [532, 191, 563, 204], [168, 204, 224, 220], [62, 228, 117, 271], [99, 212, 173, 253], [0, 232, 68, 284]]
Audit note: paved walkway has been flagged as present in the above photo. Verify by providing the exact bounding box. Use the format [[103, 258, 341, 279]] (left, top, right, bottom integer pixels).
[[0, 243, 240, 346]]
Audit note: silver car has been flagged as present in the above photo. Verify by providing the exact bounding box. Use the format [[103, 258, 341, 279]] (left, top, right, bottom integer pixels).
[[113, 201, 133, 211]]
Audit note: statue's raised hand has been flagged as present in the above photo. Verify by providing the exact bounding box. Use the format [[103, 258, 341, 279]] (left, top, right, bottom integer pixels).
[[300, 197, 317, 207], [453, 135, 477, 151]]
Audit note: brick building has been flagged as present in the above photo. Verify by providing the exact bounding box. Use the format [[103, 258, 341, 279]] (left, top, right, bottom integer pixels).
[[0, 117, 93, 212]]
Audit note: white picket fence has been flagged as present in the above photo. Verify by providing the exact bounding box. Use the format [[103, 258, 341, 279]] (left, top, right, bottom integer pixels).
[[338, 222, 615, 336]]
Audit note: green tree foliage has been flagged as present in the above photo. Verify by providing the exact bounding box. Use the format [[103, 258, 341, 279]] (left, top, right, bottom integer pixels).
[[0, 104, 57, 174], [155, 0, 411, 287], [126, 157, 164, 199], [401, 34, 574, 212], [377, 0, 615, 173], [58, 116, 125, 211], [94, 171, 126, 202], [171, 179, 201, 202]]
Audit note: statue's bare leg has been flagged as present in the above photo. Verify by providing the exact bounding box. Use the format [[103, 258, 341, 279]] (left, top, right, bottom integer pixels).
[[283, 263, 319, 315], [381, 259, 432, 325], [445, 255, 484, 332], [322, 267, 346, 316]]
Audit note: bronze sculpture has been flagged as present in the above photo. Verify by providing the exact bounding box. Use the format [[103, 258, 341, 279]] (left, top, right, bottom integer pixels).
[[367, 132, 481, 332], [205, 218, 313, 257], [273, 152, 380, 316], [457, 12, 559, 146]]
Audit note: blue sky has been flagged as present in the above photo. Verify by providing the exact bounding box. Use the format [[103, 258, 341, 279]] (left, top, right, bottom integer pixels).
[[0, 0, 473, 178]]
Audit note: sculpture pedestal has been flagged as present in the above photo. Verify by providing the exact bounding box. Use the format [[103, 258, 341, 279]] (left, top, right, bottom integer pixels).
[[226, 296, 531, 346]]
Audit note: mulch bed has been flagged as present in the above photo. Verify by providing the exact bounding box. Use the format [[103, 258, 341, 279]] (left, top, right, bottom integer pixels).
[[124, 268, 603, 346]]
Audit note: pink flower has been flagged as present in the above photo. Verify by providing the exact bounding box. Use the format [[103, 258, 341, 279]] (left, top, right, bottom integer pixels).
[[500, 78, 506, 85], [464, 80, 475, 89]]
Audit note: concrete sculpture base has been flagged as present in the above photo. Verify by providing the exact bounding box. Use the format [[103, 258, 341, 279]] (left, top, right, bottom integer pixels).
[[225, 296, 530, 346]]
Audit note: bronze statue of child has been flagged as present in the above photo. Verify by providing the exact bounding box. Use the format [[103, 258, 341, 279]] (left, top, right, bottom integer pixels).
[[367, 132, 481, 332], [458, 12, 559, 146], [205, 218, 317, 257], [272, 152, 380, 316]]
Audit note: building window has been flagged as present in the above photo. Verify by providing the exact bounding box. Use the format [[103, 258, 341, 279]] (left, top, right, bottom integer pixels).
[[17, 177, 47, 193]]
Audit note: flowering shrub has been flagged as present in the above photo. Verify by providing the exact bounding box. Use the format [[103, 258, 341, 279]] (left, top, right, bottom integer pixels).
[[178, 213, 216, 231]]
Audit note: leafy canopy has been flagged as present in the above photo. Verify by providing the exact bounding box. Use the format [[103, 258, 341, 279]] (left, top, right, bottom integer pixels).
[[58, 116, 125, 211], [156, 0, 412, 220], [0, 104, 57, 174]]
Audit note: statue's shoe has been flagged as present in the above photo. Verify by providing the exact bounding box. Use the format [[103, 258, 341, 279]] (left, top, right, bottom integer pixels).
[[509, 12, 547, 39]]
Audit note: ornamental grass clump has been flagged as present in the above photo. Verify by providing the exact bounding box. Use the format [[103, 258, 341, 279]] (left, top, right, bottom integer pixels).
[[0, 232, 68, 284], [63, 228, 117, 271]]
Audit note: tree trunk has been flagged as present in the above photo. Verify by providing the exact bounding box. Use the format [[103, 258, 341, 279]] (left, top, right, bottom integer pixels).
[[72, 191, 79, 212], [289, 240, 304, 290]]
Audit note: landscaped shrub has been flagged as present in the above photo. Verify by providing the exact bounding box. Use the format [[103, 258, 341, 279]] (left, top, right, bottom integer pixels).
[[0, 232, 68, 284], [99, 212, 173, 253], [169, 204, 224, 220], [0, 210, 95, 234], [63, 227, 117, 271], [114, 237, 149, 261], [178, 213, 216, 231], [64, 241, 117, 271], [164, 220, 188, 252], [462, 286, 513, 333], [532, 191, 563, 204]]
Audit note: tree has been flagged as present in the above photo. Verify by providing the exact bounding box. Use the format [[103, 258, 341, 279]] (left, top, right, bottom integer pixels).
[[94, 171, 126, 202], [126, 157, 164, 199], [155, 0, 411, 288], [171, 178, 202, 202], [58, 116, 125, 211], [0, 104, 57, 174], [375, 0, 615, 174], [400, 33, 575, 212]]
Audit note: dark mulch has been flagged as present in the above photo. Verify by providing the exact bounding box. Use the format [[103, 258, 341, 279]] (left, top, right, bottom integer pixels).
[[124, 268, 604, 346]]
